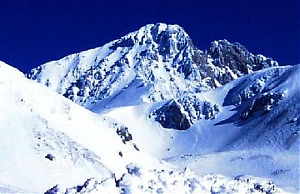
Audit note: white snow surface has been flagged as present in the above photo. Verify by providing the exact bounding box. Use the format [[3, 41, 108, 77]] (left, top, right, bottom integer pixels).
[[47, 165, 283, 194], [102, 65, 300, 193], [0, 61, 165, 192], [1, 60, 298, 193]]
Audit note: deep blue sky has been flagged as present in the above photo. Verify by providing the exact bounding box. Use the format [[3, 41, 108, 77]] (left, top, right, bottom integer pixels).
[[0, 0, 299, 73]]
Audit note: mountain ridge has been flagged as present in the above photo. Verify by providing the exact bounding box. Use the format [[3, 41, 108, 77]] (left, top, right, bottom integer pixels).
[[27, 23, 278, 110]]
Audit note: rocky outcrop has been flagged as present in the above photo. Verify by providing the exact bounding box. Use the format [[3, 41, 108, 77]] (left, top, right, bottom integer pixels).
[[151, 96, 220, 130], [152, 100, 192, 130], [178, 95, 220, 122], [240, 92, 285, 120]]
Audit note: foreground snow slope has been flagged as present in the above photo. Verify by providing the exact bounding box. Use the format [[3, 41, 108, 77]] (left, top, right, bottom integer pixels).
[[46, 165, 283, 194], [0, 61, 163, 192]]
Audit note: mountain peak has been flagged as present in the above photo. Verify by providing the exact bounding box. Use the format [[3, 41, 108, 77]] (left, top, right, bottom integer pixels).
[[109, 23, 192, 57], [27, 23, 278, 109], [134, 23, 189, 37]]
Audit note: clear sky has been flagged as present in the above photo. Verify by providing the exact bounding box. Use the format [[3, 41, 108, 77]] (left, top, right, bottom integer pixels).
[[0, 0, 299, 73]]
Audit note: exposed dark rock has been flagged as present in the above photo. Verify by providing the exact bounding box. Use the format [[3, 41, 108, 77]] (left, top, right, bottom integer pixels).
[[45, 153, 55, 161], [153, 100, 192, 130], [44, 185, 59, 194], [207, 40, 277, 73], [116, 126, 133, 144], [118, 151, 123, 157], [152, 95, 220, 130], [109, 37, 135, 49], [178, 95, 220, 122], [240, 92, 285, 120]]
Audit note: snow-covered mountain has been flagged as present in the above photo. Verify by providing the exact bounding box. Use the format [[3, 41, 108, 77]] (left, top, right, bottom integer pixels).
[[1, 23, 299, 193], [27, 23, 278, 111]]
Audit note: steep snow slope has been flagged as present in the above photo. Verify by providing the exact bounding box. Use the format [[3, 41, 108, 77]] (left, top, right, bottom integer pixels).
[[0, 61, 164, 192], [28, 23, 277, 110]]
